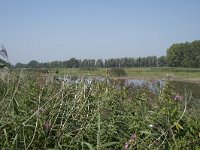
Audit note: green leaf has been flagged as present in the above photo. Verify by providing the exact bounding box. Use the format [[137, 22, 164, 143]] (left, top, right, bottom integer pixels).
[[175, 123, 183, 130], [140, 130, 151, 135], [3, 128, 9, 145], [0, 62, 6, 68], [12, 134, 18, 145], [100, 142, 118, 148], [12, 97, 20, 115], [81, 142, 95, 150]]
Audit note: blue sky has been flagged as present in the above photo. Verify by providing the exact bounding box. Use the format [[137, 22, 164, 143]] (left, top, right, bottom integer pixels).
[[0, 0, 200, 64]]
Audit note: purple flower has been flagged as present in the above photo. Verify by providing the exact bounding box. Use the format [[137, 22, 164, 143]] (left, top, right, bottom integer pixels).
[[124, 133, 137, 149], [44, 122, 51, 130], [173, 94, 183, 101], [131, 133, 137, 140], [124, 142, 129, 149]]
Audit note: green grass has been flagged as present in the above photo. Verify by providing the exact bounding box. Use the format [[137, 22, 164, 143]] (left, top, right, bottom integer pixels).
[[50, 68, 106, 77], [0, 70, 200, 149], [49, 67, 200, 82], [124, 67, 200, 81]]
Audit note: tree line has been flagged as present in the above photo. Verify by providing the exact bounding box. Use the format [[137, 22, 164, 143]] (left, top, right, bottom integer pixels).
[[2, 40, 200, 68], [15, 56, 167, 68]]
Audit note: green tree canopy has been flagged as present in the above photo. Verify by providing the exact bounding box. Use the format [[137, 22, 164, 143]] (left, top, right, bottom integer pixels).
[[166, 40, 200, 67], [27, 60, 39, 68]]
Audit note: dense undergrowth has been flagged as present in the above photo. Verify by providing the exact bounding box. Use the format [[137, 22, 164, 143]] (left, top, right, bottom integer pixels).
[[0, 70, 199, 150]]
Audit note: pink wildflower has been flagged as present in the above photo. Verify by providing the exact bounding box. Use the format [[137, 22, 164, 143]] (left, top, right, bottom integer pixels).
[[44, 122, 51, 130], [124, 142, 129, 149], [174, 94, 183, 101], [124, 133, 137, 149]]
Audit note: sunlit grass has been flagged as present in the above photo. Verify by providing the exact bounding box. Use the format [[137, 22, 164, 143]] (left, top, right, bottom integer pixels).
[[0, 70, 199, 149], [49, 67, 200, 82]]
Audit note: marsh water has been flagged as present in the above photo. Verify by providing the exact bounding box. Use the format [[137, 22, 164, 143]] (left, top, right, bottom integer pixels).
[[55, 76, 164, 93], [55, 76, 200, 98]]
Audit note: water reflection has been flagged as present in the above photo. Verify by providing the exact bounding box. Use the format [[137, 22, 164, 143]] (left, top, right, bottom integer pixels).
[[125, 79, 164, 93], [55, 76, 164, 93]]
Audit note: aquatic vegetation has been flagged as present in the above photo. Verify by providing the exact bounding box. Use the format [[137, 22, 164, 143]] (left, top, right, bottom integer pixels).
[[0, 71, 199, 149]]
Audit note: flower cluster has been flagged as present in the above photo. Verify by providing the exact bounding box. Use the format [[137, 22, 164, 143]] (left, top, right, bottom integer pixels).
[[124, 133, 137, 150], [44, 122, 51, 130], [173, 94, 183, 101]]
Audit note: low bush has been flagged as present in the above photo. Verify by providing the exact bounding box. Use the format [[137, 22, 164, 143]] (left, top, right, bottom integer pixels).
[[108, 67, 127, 77]]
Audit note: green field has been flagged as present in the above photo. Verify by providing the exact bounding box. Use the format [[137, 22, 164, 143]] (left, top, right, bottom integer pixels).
[[50, 67, 200, 83]]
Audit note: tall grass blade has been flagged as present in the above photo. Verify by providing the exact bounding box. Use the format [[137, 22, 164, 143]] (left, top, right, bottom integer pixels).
[[12, 97, 20, 115], [100, 142, 118, 148], [97, 101, 101, 150], [81, 142, 95, 150], [3, 128, 9, 146]]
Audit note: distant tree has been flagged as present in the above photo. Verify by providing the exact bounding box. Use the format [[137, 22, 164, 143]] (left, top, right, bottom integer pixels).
[[108, 67, 127, 77], [14, 40, 200, 69], [27, 60, 39, 68], [49, 61, 61, 68], [66, 58, 79, 68], [89, 59, 95, 68], [105, 59, 118, 67], [157, 56, 166, 67], [81, 59, 89, 68], [166, 40, 200, 67], [43, 62, 49, 68], [15, 63, 26, 68], [192, 40, 200, 67], [123, 57, 134, 67], [96, 59, 104, 68], [135, 57, 142, 67]]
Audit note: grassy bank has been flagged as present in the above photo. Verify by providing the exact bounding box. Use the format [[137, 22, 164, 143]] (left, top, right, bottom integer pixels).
[[49, 67, 200, 82], [0, 71, 200, 149]]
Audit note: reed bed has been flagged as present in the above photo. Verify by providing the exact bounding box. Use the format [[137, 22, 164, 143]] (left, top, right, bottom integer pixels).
[[0, 70, 199, 149]]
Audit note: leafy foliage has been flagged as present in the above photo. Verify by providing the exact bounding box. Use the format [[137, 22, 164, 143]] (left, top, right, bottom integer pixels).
[[108, 67, 127, 77], [15, 56, 166, 68], [166, 40, 200, 67]]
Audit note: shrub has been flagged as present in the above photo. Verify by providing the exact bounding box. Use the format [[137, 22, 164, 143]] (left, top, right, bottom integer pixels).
[[108, 67, 127, 77]]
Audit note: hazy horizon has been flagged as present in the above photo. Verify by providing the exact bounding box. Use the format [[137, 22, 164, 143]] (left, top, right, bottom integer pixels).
[[1, 0, 200, 64]]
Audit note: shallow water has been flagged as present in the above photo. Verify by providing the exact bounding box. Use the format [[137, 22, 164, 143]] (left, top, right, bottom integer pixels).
[[125, 79, 164, 93], [55, 76, 165, 93], [55, 76, 199, 99]]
